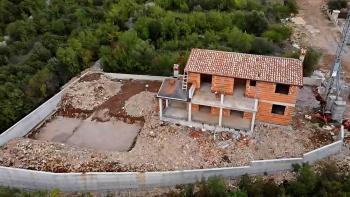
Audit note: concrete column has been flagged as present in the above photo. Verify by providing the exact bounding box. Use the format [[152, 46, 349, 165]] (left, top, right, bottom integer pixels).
[[219, 108, 223, 127], [159, 98, 163, 120], [188, 103, 192, 122], [165, 99, 169, 108], [332, 10, 340, 24], [220, 94, 224, 105], [250, 99, 259, 132], [250, 112, 256, 132]]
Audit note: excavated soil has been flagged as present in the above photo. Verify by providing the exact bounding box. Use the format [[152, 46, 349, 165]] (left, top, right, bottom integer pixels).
[[92, 79, 161, 123]]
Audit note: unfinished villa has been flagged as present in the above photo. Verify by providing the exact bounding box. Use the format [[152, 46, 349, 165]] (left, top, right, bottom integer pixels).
[[157, 48, 304, 131]]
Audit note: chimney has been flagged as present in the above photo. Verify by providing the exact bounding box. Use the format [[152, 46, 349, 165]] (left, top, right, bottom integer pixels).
[[173, 64, 179, 78], [299, 48, 307, 62]]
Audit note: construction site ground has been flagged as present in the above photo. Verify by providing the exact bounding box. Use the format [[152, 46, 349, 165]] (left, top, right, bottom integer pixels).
[[0, 73, 338, 173]]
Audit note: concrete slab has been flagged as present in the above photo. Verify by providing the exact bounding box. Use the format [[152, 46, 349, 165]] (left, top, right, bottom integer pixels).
[[35, 116, 141, 151], [157, 78, 188, 101]]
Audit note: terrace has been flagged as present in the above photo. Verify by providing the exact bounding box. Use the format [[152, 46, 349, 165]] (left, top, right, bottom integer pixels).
[[191, 83, 257, 113]]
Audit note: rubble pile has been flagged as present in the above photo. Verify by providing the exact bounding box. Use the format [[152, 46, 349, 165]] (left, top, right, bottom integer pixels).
[[124, 91, 156, 117], [61, 75, 122, 111], [0, 139, 128, 172]]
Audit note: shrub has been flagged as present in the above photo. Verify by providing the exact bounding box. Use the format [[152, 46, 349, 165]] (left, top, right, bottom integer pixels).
[[285, 0, 298, 14], [263, 24, 292, 43], [245, 10, 268, 36], [250, 37, 274, 54], [303, 48, 322, 77], [327, 0, 348, 10], [197, 176, 228, 197]]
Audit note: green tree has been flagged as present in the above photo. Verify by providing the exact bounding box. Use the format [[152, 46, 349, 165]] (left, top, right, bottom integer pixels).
[[223, 27, 254, 52], [250, 37, 274, 55], [303, 48, 321, 77], [6, 20, 36, 42], [287, 164, 317, 196], [263, 24, 292, 43], [328, 0, 348, 10], [56, 47, 80, 74], [245, 11, 268, 36]]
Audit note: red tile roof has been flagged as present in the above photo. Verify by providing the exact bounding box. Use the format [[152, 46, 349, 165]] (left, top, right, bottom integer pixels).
[[184, 48, 303, 86]]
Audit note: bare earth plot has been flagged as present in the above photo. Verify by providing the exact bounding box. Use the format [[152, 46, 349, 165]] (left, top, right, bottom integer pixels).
[[293, 0, 350, 79], [0, 73, 337, 173]]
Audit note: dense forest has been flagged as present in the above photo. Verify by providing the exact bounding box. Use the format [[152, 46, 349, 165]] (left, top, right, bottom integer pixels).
[[0, 0, 297, 133]]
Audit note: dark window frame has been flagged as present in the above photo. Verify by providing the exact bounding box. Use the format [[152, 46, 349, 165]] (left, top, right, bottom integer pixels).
[[271, 104, 286, 115], [249, 80, 256, 86], [275, 83, 290, 95]]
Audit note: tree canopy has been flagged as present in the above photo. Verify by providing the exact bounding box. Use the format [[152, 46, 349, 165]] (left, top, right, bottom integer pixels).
[[0, 0, 298, 133]]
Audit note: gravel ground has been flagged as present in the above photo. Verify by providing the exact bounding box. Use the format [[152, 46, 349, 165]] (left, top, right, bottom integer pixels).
[[61, 74, 122, 111], [124, 91, 156, 117]]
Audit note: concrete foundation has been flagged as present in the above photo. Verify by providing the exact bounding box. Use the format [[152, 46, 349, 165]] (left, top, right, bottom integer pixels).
[[331, 99, 347, 122]]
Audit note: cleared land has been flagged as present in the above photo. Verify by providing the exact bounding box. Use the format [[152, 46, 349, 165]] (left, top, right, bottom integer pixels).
[[0, 73, 337, 173]]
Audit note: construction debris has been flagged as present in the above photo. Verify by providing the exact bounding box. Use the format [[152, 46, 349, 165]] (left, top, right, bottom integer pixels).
[[62, 74, 122, 111], [124, 91, 156, 117]]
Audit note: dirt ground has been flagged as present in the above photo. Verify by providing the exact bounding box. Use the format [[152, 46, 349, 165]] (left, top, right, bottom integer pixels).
[[0, 73, 337, 173], [294, 0, 350, 79]]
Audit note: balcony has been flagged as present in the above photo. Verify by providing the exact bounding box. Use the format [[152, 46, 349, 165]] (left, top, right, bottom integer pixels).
[[191, 83, 257, 112]]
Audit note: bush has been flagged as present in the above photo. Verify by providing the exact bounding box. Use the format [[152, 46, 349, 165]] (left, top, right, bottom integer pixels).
[[0, 186, 48, 197], [263, 24, 292, 43], [303, 48, 322, 77], [245, 11, 268, 36], [327, 0, 348, 10], [250, 37, 274, 54], [285, 0, 298, 14], [197, 176, 228, 197]]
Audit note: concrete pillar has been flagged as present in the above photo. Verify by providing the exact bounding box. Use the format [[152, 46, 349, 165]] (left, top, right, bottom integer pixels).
[[188, 103, 192, 122], [159, 98, 163, 120], [332, 10, 340, 24], [250, 112, 256, 132], [220, 94, 224, 105], [250, 99, 259, 132], [219, 108, 223, 127], [331, 99, 346, 122], [165, 99, 169, 108]]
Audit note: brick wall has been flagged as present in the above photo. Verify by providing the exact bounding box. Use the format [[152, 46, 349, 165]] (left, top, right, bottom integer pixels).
[[223, 109, 230, 117], [188, 72, 201, 89], [256, 102, 294, 125], [192, 104, 199, 111], [245, 80, 299, 104], [211, 107, 220, 115], [243, 102, 294, 125], [210, 107, 230, 117], [189, 77, 299, 126], [211, 75, 234, 95], [243, 112, 253, 119]]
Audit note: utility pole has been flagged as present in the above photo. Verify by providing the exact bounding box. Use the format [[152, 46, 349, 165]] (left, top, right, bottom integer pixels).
[[324, 12, 350, 122]]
